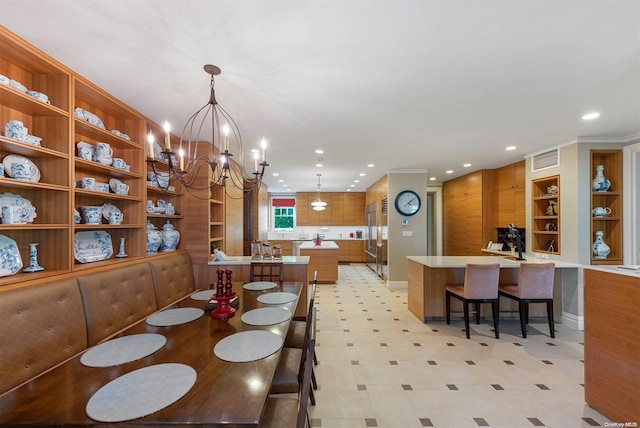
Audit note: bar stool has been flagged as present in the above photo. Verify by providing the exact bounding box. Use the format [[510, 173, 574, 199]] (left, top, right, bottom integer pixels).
[[498, 262, 555, 338], [250, 261, 284, 283], [446, 263, 501, 339]]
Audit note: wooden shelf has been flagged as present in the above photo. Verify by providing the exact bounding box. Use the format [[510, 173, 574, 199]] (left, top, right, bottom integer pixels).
[[531, 175, 560, 254], [590, 150, 623, 264]]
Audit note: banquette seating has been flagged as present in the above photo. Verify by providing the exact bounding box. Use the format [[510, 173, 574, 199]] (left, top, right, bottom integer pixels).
[[0, 252, 197, 396]]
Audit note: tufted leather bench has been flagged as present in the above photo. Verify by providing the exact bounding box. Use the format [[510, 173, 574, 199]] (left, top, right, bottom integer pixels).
[[0, 278, 87, 395], [0, 252, 198, 396]]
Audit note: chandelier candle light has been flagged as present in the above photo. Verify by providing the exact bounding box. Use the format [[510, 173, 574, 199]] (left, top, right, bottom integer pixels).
[[146, 64, 269, 195]]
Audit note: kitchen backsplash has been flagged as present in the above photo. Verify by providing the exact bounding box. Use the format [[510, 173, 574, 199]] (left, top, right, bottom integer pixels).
[[268, 226, 368, 240]]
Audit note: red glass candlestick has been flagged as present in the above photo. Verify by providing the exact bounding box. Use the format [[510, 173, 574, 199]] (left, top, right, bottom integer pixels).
[[211, 269, 235, 319]]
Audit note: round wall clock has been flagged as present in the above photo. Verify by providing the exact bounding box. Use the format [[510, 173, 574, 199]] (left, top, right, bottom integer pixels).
[[394, 190, 421, 216]]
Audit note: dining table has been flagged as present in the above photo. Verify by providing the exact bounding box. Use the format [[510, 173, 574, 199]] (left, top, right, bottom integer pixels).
[[0, 281, 303, 427]]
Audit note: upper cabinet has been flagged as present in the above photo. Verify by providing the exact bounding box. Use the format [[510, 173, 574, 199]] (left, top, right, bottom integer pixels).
[[590, 150, 623, 265], [295, 192, 366, 226], [494, 160, 525, 228], [531, 175, 560, 255]]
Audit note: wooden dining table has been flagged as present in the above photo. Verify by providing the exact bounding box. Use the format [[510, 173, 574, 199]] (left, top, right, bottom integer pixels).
[[0, 281, 303, 427]]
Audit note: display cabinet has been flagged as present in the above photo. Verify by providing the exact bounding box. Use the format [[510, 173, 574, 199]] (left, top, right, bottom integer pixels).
[[210, 184, 225, 252], [590, 150, 623, 265], [0, 28, 72, 286], [144, 120, 184, 254], [531, 175, 560, 254]]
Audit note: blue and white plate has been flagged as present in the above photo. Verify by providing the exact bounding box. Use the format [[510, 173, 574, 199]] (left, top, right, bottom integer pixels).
[[0, 234, 23, 277], [74, 231, 113, 263]]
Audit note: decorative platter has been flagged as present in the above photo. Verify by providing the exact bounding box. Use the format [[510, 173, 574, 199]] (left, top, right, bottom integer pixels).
[[0, 234, 23, 277], [2, 154, 41, 182], [74, 231, 113, 263], [0, 192, 37, 224]]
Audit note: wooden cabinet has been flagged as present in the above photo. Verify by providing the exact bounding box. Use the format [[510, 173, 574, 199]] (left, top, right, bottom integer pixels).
[[495, 160, 525, 228], [531, 175, 560, 254], [590, 150, 623, 264], [0, 27, 190, 287], [0, 29, 72, 285], [295, 192, 365, 226], [443, 170, 494, 256], [349, 240, 364, 262]]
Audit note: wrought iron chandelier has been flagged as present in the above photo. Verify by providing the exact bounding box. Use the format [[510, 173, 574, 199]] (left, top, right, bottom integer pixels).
[[311, 173, 327, 211], [146, 64, 268, 196]]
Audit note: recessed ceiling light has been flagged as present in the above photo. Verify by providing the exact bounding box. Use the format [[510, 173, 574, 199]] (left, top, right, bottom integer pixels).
[[346, 188, 352, 191], [446, 170, 453, 174], [367, 164, 375, 168], [582, 112, 600, 120], [315, 149, 324, 154], [463, 163, 471, 168], [350, 184, 355, 187], [506, 146, 516, 151], [316, 163, 323, 167], [430, 177, 436, 181], [283, 184, 288, 187], [359, 173, 365, 176], [354, 180, 360, 183], [272, 173, 279, 176]]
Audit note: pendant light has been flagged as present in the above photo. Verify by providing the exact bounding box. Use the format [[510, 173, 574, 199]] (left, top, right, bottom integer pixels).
[[311, 173, 327, 211]]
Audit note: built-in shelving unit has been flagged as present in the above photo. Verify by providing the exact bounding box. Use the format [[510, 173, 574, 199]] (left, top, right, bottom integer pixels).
[[0, 27, 188, 287], [590, 150, 623, 265], [531, 175, 560, 254]]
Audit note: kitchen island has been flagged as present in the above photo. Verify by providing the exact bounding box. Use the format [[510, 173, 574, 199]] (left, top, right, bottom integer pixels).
[[407, 256, 581, 322], [208, 256, 310, 317], [584, 265, 639, 423], [300, 241, 339, 283]]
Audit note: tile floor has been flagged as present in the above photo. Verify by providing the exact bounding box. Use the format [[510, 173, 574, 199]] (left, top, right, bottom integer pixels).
[[307, 264, 611, 428]]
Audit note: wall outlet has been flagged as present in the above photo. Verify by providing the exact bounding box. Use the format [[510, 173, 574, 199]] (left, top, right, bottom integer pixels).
[[402, 231, 413, 237]]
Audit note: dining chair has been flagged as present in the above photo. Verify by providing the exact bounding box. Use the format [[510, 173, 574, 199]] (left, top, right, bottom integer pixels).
[[260, 337, 316, 428], [250, 261, 284, 283], [270, 289, 316, 405], [498, 262, 556, 338], [285, 271, 319, 367], [446, 263, 501, 339]]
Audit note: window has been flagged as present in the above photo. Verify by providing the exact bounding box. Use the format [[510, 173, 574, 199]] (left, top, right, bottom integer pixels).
[[272, 198, 295, 231]]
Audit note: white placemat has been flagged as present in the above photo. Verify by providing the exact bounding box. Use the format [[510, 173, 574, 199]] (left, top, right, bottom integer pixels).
[[146, 308, 204, 327], [243, 281, 278, 290], [80, 334, 166, 367], [256, 292, 298, 305], [214, 330, 283, 362], [241, 307, 292, 326], [191, 290, 216, 301], [86, 363, 196, 422]]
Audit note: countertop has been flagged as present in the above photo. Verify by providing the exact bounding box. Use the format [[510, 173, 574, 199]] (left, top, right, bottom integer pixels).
[[407, 255, 581, 269], [208, 256, 310, 265], [583, 265, 640, 278], [300, 241, 339, 250]]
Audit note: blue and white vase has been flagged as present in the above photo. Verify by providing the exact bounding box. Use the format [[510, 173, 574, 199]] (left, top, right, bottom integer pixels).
[[116, 237, 128, 258], [146, 220, 162, 254], [161, 220, 180, 252], [592, 231, 610, 259], [592, 165, 610, 192]]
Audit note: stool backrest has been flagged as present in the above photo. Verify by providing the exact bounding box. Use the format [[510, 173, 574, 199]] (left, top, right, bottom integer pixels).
[[250, 261, 284, 283], [518, 263, 555, 299], [464, 263, 500, 299]]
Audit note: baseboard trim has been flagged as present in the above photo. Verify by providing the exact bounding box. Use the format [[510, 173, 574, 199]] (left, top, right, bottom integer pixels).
[[387, 281, 407, 291], [562, 311, 584, 330]]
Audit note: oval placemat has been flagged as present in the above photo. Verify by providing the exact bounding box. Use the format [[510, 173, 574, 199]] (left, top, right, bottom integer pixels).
[[243, 281, 278, 290], [214, 330, 283, 362], [241, 307, 292, 326], [86, 363, 196, 422], [191, 290, 216, 301], [80, 333, 167, 367], [146, 307, 204, 327], [257, 291, 298, 305]]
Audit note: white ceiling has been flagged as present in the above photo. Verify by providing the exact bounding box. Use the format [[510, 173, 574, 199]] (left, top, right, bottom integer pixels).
[[2, 0, 639, 192]]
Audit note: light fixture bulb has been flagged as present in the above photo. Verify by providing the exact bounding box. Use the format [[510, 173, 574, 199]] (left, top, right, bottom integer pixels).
[[222, 124, 230, 136]]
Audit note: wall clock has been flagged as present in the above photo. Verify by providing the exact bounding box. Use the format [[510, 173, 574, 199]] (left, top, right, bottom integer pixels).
[[394, 190, 421, 216]]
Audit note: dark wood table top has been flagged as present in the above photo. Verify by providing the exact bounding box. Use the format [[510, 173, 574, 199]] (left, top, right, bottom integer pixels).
[[0, 282, 302, 427]]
